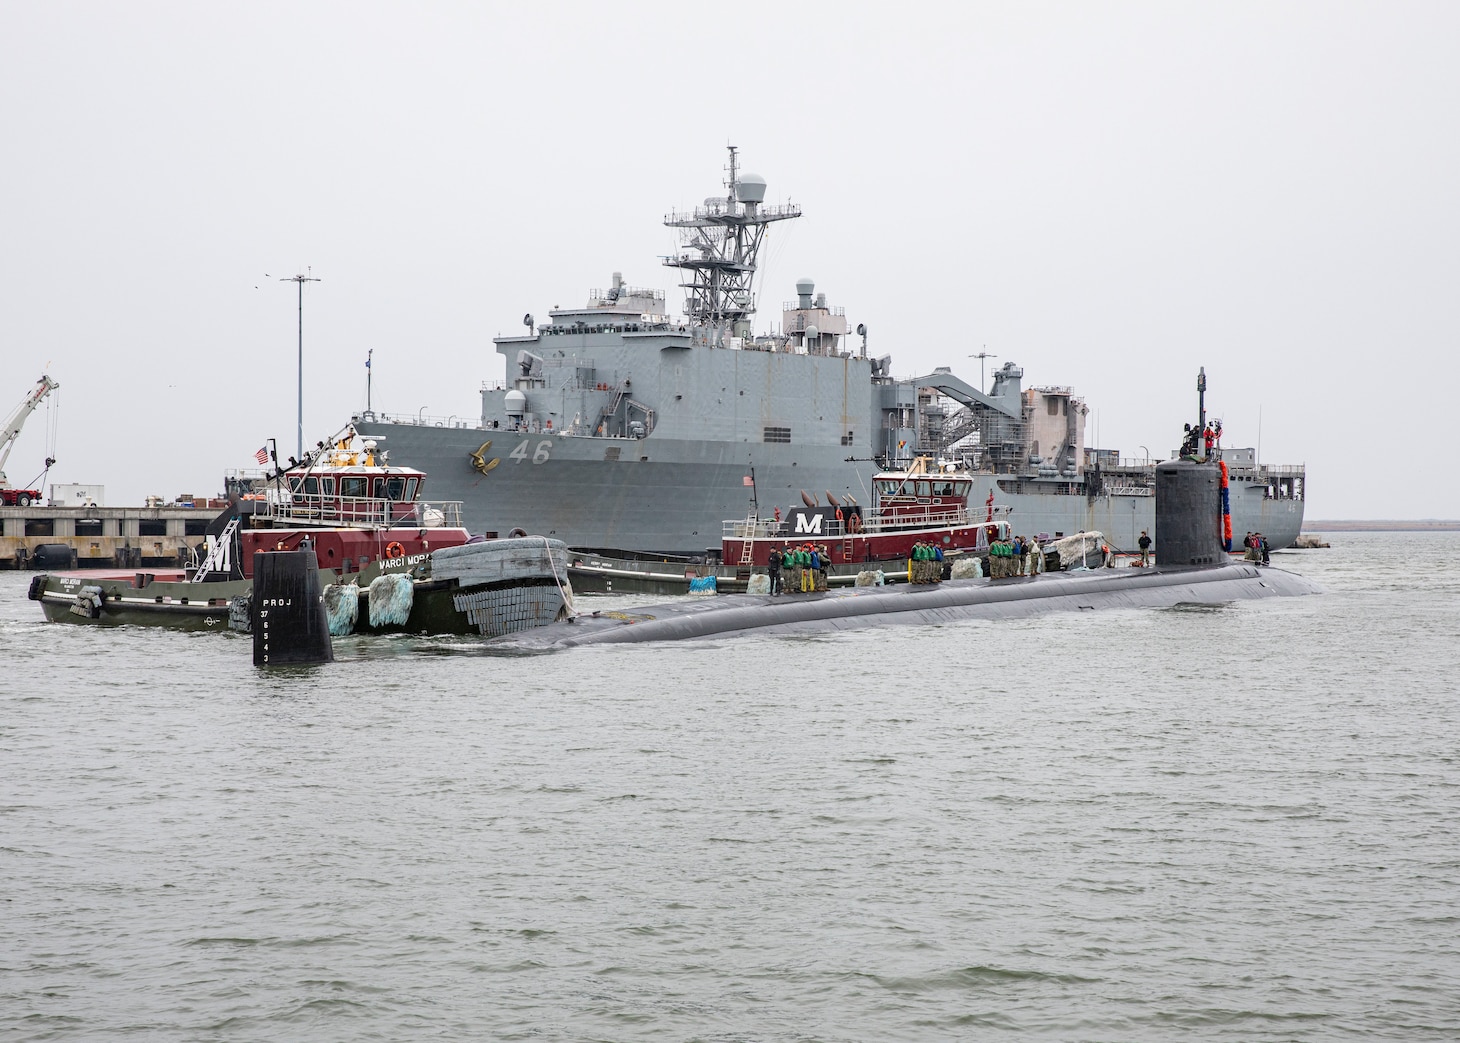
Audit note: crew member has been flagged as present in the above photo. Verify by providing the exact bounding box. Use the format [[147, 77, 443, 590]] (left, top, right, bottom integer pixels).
[[1138, 529, 1152, 567]]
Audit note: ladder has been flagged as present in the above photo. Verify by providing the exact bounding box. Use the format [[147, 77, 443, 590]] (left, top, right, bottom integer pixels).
[[739, 515, 756, 565], [192, 517, 240, 582], [599, 383, 628, 434]]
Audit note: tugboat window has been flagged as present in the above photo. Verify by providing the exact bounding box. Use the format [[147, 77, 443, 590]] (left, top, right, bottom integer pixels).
[[340, 477, 368, 499], [385, 477, 406, 501]]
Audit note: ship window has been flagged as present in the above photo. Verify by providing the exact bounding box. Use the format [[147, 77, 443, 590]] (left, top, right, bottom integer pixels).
[[384, 477, 406, 501], [763, 426, 791, 443], [405, 478, 419, 500], [298, 476, 319, 497], [915, 481, 931, 497], [840, 429, 855, 446], [320, 478, 336, 496], [340, 477, 368, 499], [1047, 398, 1059, 416], [954, 482, 969, 496]]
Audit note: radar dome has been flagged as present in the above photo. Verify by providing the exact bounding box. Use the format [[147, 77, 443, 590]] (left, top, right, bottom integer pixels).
[[504, 390, 527, 415], [735, 173, 767, 203]]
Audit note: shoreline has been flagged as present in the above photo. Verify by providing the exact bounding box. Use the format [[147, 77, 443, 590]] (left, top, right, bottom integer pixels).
[[1303, 520, 1460, 532]]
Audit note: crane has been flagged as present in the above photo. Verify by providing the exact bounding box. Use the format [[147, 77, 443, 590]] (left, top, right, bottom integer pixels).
[[0, 373, 60, 507]]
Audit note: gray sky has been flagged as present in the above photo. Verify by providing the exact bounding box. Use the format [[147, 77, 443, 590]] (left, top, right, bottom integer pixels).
[[3, 2, 1456, 519]]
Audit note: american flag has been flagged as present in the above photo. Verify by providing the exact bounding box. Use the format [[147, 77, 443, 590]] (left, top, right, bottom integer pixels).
[[255, 446, 269, 465]]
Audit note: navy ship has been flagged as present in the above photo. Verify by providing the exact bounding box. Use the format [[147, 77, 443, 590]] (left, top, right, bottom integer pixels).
[[354, 149, 1304, 557]]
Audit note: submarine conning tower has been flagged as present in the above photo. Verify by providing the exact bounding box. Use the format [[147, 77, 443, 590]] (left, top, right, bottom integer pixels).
[[1154, 460, 1226, 568]]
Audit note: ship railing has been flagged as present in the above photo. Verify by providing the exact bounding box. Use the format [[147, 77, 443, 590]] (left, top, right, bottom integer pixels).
[[861, 505, 990, 533], [1105, 458, 1158, 470], [363, 411, 483, 429], [257, 496, 464, 529]]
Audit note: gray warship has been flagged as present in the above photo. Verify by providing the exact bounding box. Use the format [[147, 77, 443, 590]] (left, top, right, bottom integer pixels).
[[354, 148, 1304, 557]]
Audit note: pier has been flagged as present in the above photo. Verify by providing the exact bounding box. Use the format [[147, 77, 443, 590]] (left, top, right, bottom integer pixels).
[[2, 501, 224, 570]]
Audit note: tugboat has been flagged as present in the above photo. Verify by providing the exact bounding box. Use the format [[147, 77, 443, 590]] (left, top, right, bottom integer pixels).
[[29, 425, 574, 636], [722, 457, 1012, 573]]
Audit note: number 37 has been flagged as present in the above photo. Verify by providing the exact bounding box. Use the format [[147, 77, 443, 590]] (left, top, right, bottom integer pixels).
[[510, 439, 552, 464]]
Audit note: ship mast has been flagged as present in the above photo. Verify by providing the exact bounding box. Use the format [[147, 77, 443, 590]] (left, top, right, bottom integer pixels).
[[664, 146, 801, 347]]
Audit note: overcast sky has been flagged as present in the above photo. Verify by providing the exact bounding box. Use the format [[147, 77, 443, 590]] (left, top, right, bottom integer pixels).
[[3, 2, 1456, 519]]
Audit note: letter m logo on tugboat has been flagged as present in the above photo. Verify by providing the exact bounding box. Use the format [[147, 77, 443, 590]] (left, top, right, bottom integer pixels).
[[792, 508, 836, 534]]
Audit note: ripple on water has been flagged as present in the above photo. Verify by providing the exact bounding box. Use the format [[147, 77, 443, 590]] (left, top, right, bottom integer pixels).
[[1, 536, 1459, 1040]]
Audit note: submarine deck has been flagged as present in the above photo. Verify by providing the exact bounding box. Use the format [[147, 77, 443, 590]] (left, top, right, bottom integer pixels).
[[491, 561, 1321, 650]]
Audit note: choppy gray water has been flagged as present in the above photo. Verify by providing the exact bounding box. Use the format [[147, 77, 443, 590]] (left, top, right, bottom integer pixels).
[[3, 533, 1457, 1041]]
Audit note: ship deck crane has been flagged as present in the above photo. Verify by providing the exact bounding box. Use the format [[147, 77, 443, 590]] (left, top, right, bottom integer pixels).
[[0, 373, 60, 507]]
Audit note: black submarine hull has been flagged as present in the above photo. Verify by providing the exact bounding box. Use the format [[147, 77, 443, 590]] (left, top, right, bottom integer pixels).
[[489, 561, 1321, 650]]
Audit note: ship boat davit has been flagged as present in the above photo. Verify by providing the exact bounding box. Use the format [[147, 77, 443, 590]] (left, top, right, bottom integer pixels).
[[486, 459, 1320, 651]]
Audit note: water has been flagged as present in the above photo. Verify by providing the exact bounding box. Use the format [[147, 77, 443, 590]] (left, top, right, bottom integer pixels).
[[3, 533, 1457, 1041]]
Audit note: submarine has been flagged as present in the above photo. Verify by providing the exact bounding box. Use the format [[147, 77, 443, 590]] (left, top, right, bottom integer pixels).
[[487, 459, 1322, 651]]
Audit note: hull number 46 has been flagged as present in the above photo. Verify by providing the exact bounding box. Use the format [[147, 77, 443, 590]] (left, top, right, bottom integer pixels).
[[510, 439, 552, 464]]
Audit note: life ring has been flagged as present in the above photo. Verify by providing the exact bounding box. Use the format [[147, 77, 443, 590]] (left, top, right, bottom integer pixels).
[[385, 541, 405, 559]]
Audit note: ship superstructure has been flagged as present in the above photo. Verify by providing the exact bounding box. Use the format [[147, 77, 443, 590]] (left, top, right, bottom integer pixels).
[[355, 150, 1304, 555]]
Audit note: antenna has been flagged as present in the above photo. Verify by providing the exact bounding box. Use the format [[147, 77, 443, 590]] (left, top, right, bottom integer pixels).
[[280, 269, 321, 460], [664, 146, 800, 347], [970, 348, 997, 395]]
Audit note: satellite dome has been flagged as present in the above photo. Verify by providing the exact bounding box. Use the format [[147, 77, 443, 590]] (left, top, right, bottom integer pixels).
[[795, 277, 815, 295], [735, 173, 767, 204], [504, 389, 527, 415]]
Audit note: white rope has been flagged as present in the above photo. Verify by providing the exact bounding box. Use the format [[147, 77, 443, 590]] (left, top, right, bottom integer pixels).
[[540, 535, 576, 620]]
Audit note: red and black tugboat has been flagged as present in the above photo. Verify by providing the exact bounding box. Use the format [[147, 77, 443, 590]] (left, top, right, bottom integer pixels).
[[30, 425, 573, 635], [722, 457, 1012, 572]]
